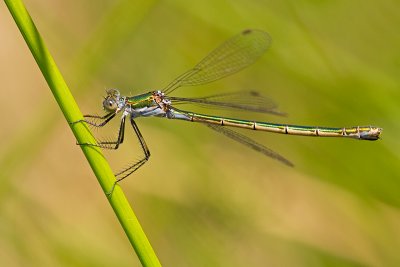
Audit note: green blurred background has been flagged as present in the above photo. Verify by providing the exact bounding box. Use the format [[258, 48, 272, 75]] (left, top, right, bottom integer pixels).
[[1, 0, 399, 266]]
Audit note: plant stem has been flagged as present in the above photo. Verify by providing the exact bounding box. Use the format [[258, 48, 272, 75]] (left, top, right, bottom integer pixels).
[[4, 1, 161, 266]]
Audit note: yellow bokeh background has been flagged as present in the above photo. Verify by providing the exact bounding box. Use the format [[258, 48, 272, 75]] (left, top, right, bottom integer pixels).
[[1, 1, 399, 266]]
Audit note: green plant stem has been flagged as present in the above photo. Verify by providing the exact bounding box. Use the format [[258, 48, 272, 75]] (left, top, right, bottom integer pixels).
[[4, 1, 161, 266]]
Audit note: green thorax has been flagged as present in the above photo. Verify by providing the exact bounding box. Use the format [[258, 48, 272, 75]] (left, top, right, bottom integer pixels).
[[126, 92, 156, 109]]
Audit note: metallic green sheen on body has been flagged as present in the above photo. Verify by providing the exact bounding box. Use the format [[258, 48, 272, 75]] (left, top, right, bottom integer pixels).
[[173, 111, 381, 140], [126, 92, 155, 109]]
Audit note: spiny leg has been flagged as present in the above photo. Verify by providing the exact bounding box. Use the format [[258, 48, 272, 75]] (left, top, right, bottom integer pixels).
[[94, 115, 126, 150], [76, 113, 150, 195], [83, 112, 116, 127], [107, 118, 151, 195], [69, 112, 115, 129], [77, 114, 126, 149], [72, 112, 117, 145], [115, 119, 151, 180]]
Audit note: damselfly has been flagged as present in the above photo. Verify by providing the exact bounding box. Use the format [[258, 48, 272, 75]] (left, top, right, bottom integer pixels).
[[80, 29, 382, 192]]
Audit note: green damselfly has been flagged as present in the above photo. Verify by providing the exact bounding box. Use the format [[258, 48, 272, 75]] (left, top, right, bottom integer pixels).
[[81, 29, 382, 190]]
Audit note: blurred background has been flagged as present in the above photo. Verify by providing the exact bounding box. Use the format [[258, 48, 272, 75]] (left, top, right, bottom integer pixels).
[[1, 0, 399, 266]]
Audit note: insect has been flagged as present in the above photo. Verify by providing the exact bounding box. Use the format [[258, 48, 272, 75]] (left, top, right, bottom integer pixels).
[[80, 29, 382, 193]]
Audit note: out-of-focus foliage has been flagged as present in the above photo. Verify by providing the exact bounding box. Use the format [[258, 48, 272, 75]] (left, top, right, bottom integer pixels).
[[1, 0, 398, 266]]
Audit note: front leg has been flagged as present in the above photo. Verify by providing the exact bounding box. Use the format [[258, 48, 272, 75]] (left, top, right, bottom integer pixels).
[[77, 114, 126, 150], [95, 115, 126, 150], [83, 112, 116, 127]]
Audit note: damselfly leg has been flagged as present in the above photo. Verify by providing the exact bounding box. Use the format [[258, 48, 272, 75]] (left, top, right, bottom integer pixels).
[[77, 113, 151, 195], [113, 119, 150, 179], [83, 112, 116, 127], [76, 113, 124, 149], [104, 118, 150, 195]]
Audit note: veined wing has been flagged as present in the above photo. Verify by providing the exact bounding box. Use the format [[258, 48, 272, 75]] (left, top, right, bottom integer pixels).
[[206, 123, 293, 167], [169, 91, 286, 116], [163, 29, 272, 94]]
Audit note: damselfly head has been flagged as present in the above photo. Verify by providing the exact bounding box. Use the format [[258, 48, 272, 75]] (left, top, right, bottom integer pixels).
[[103, 89, 121, 112]]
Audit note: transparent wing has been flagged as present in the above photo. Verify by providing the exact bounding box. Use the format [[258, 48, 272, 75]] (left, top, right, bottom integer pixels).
[[206, 123, 293, 167], [163, 29, 272, 94], [170, 91, 286, 116]]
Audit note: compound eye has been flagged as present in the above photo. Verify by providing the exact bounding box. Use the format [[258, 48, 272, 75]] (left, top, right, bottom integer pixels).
[[103, 98, 118, 111]]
